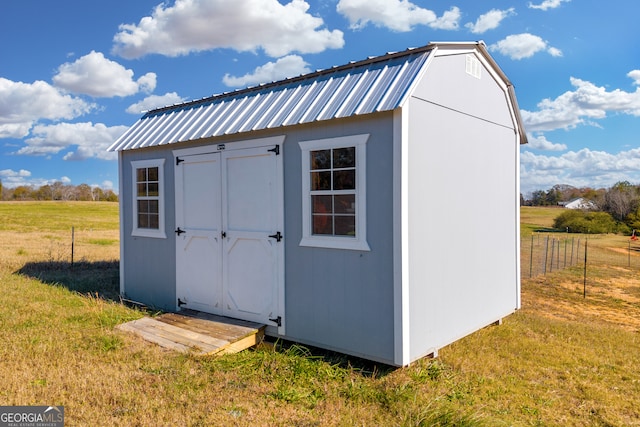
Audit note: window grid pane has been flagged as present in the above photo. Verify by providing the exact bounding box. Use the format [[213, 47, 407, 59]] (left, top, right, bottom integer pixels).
[[147, 167, 159, 182], [333, 147, 355, 168], [311, 171, 331, 191], [312, 214, 333, 235], [136, 166, 160, 230], [334, 215, 355, 236], [309, 147, 356, 238], [333, 169, 355, 190]]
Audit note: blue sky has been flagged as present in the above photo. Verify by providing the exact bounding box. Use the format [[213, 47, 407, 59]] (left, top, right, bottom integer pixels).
[[1, 0, 639, 196]]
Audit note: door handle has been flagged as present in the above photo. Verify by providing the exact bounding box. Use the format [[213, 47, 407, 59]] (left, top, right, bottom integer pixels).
[[175, 227, 186, 236], [268, 231, 283, 242]]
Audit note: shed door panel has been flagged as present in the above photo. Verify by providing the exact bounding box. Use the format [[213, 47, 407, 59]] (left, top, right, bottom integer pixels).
[[222, 148, 279, 324], [175, 145, 283, 328], [175, 153, 223, 314]]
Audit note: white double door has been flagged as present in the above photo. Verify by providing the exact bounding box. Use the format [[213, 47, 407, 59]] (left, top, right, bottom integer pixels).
[[174, 142, 283, 328]]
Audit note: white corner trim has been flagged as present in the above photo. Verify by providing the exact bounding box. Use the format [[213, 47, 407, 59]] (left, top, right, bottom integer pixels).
[[118, 152, 125, 297], [393, 107, 411, 366]]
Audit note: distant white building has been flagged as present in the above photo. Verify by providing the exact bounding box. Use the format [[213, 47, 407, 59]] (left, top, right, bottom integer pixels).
[[562, 198, 597, 210]]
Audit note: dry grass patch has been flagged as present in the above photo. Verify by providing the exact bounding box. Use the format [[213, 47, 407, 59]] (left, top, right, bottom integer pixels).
[[2, 203, 640, 426], [523, 262, 640, 332]]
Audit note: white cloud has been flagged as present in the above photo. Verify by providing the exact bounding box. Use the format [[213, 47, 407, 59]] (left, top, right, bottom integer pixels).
[[527, 134, 567, 151], [465, 8, 515, 34], [521, 147, 640, 194], [53, 51, 156, 97], [16, 122, 127, 160], [0, 78, 94, 138], [0, 169, 31, 178], [337, 0, 460, 32], [431, 6, 461, 30], [136, 73, 157, 94], [522, 74, 640, 132], [0, 169, 82, 189], [112, 0, 344, 59], [489, 33, 562, 60], [628, 70, 640, 85], [0, 123, 32, 139], [528, 0, 570, 11], [126, 92, 186, 114], [223, 55, 311, 87], [99, 180, 115, 191], [547, 47, 563, 57], [0, 169, 32, 188]]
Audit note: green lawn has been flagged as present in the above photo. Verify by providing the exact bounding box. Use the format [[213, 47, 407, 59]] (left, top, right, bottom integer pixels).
[[520, 206, 564, 236], [0, 201, 119, 232]]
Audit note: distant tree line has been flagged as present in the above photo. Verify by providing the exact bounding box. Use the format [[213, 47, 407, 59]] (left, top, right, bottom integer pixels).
[[523, 184, 603, 207], [0, 179, 118, 202], [524, 181, 640, 234]]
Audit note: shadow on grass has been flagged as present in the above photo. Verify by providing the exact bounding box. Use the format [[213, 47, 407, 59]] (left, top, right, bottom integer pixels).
[[533, 227, 564, 233], [15, 261, 403, 377], [15, 260, 120, 302], [266, 337, 398, 378]]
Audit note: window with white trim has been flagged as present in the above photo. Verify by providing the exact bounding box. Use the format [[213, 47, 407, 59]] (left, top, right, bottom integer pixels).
[[131, 159, 166, 238], [299, 134, 370, 251]]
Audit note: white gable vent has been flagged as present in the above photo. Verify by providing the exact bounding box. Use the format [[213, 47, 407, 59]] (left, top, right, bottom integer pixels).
[[465, 54, 482, 79]]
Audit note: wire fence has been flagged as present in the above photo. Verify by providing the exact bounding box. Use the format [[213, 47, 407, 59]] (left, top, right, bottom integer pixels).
[[521, 232, 640, 279], [36, 226, 120, 268]]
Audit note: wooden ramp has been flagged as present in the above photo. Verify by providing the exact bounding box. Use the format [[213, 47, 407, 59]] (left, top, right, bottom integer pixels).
[[117, 309, 265, 356]]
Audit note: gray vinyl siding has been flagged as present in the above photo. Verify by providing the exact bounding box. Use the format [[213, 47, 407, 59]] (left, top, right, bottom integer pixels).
[[120, 146, 176, 310], [282, 113, 396, 364]]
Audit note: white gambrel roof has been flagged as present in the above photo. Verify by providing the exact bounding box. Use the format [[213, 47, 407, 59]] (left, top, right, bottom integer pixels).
[[109, 42, 527, 152]]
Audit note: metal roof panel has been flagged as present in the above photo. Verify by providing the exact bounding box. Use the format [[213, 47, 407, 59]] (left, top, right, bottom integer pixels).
[[282, 80, 321, 125], [176, 103, 214, 141], [254, 87, 291, 129], [109, 47, 435, 152], [242, 91, 278, 132]]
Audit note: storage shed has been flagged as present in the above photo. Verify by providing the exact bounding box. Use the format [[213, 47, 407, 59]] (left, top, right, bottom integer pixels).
[[109, 41, 527, 366]]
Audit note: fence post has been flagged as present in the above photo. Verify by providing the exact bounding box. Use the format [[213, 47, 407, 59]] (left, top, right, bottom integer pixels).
[[550, 238, 555, 272], [583, 238, 588, 299], [544, 236, 549, 275], [71, 226, 75, 271], [530, 234, 534, 278]]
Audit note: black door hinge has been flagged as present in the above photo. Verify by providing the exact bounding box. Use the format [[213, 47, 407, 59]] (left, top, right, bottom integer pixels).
[[268, 231, 283, 242], [176, 157, 184, 165], [268, 145, 280, 155], [175, 227, 186, 236], [269, 316, 282, 327]]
